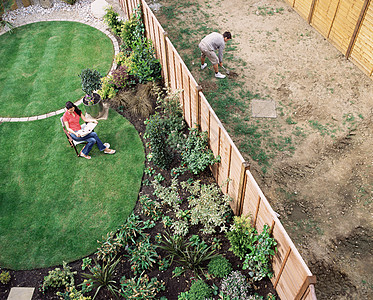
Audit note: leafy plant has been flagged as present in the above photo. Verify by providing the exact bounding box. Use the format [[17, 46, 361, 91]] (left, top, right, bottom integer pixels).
[[154, 173, 165, 183], [144, 113, 174, 169], [0, 270, 10, 284], [158, 257, 171, 271], [81, 257, 92, 270], [139, 194, 162, 221], [120, 273, 165, 299], [120, 9, 144, 50], [220, 271, 251, 300], [153, 178, 182, 210], [111, 65, 130, 89], [79, 68, 102, 98], [158, 231, 217, 276], [97, 75, 116, 100], [40, 262, 76, 293], [208, 255, 232, 278], [103, 6, 124, 36], [181, 180, 232, 234], [242, 224, 277, 281], [0, 0, 15, 31], [188, 279, 212, 300], [128, 235, 159, 275], [82, 257, 120, 299], [181, 127, 220, 174], [56, 285, 91, 300], [170, 218, 189, 236]]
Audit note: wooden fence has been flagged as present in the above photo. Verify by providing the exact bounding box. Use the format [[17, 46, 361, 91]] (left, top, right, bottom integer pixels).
[[117, 0, 317, 299], [286, 0, 373, 79]]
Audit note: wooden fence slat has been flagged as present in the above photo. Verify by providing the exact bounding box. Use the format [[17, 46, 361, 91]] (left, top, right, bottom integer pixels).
[[295, 276, 317, 300]]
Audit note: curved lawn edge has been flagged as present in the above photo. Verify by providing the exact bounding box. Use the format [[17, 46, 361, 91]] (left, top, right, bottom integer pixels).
[[0, 109, 145, 270], [0, 20, 119, 119]]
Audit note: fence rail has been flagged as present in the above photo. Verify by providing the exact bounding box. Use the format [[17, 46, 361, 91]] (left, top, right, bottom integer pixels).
[[286, 0, 373, 79], [118, 0, 317, 299]]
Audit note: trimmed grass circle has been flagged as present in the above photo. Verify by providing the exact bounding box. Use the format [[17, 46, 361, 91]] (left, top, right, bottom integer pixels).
[[0, 109, 145, 270], [0, 21, 114, 118]]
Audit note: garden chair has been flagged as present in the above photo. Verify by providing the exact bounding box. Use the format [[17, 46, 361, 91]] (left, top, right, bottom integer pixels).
[[60, 116, 87, 157]]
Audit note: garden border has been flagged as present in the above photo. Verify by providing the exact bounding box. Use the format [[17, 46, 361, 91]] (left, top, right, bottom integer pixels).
[[118, 0, 318, 299], [0, 18, 119, 122]]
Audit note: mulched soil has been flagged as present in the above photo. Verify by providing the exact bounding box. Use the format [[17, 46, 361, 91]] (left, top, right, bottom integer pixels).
[[0, 87, 277, 300]]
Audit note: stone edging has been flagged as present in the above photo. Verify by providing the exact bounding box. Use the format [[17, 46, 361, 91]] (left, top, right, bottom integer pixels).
[[0, 18, 119, 123]]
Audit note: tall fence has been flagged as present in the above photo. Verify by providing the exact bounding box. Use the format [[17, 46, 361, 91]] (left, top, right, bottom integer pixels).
[[287, 0, 373, 79], [118, 0, 317, 299]]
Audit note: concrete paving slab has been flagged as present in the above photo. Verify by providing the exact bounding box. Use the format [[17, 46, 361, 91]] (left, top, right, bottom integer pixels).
[[7, 287, 34, 300], [252, 99, 277, 118]]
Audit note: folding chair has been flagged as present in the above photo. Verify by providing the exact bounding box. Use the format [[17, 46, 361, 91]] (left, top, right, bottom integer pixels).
[[60, 117, 87, 157]]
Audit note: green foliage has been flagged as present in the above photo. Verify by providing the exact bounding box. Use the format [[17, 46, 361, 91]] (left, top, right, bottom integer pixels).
[[181, 127, 220, 174], [128, 235, 159, 275], [226, 215, 256, 259], [120, 12, 144, 50], [220, 271, 251, 300], [111, 65, 130, 89], [120, 274, 165, 299], [144, 113, 174, 169], [103, 6, 124, 36], [40, 262, 76, 293], [56, 286, 92, 300], [61, 0, 77, 4], [79, 68, 102, 96], [82, 257, 120, 299], [152, 178, 182, 210], [188, 280, 212, 300], [81, 258, 92, 271], [158, 231, 217, 275], [208, 255, 232, 278], [0, 0, 15, 30], [125, 38, 162, 83], [97, 75, 116, 99], [242, 224, 277, 281], [139, 195, 162, 221], [96, 213, 154, 261], [0, 270, 10, 284], [181, 180, 232, 234]]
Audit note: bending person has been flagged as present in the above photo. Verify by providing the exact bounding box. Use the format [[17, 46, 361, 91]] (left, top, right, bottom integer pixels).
[[199, 31, 232, 79], [63, 101, 115, 159]]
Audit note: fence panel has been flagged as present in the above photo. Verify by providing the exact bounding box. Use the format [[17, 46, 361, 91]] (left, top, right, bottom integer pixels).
[[311, 0, 340, 37], [350, 1, 373, 76], [292, 0, 314, 19]]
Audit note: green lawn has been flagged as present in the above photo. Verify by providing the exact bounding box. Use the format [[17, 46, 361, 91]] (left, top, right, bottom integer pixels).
[[0, 109, 145, 270], [0, 21, 114, 118]]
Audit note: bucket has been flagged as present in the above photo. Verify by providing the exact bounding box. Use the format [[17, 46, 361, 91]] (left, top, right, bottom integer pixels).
[[83, 93, 104, 118]]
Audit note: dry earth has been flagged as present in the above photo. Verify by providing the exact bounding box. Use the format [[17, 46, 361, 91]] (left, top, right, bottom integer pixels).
[[151, 0, 373, 299]]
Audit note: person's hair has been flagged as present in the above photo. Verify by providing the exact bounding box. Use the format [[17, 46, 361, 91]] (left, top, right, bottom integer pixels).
[[65, 101, 82, 116], [223, 31, 232, 40]]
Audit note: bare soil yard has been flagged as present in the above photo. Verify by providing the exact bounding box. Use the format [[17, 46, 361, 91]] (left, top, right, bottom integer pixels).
[[151, 0, 373, 299]]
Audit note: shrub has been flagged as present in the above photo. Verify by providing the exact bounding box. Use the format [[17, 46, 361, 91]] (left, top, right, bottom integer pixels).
[[220, 271, 250, 300], [120, 274, 165, 299], [208, 255, 232, 278], [188, 280, 212, 300], [128, 235, 159, 275], [120, 14, 143, 50], [242, 224, 277, 281], [79, 68, 102, 97], [97, 75, 116, 100], [82, 257, 120, 299], [158, 231, 217, 275], [103, 6, 124, 36], [40, 262, 76, 293], [56, 286, 92, 300], [0, 270, 10, 284], [139, 195, 162, 221], [226, 215, 256, 259], [152, 178, 182, 210], [111, 65, 130, 89], [125, 38, 162, 83], [144, 113, 174, 169], [181, 180, 232, 234], [181, 127, 220, 174]]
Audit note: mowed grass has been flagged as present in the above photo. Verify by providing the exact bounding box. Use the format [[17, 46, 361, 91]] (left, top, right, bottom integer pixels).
[[0, 21, 114, 117], [0, 109, 145, 270]]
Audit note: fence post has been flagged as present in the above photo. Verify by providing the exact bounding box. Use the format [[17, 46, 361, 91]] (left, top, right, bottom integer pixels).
[[253, 195, 261, 227], [308, 0, 317, 23], [196, 85, 202, 127], [274, 247, 292, 288], [295, 276, 317, 300], [236, 161, 250, 215], [162, 32, 170, 88], [346, 0, 370, 58]]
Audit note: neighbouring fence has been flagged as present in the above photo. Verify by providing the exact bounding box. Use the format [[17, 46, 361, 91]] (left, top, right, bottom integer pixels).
[[286, 0, 373, 79], [118, 0, 317, 299]]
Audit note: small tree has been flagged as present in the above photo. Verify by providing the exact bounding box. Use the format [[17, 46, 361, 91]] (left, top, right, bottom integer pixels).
[[79, 68, 102, 104]]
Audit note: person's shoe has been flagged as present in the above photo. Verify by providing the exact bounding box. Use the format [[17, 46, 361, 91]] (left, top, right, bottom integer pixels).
[[104, 148, 116, 154], [104, 143, 110, 149], [215, 72, 226, 79], [201, 63, 207, 70], [80, 152, 91, 159]]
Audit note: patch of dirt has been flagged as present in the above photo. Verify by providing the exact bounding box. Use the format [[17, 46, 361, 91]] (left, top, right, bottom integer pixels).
[[150, 0, 373, 298]]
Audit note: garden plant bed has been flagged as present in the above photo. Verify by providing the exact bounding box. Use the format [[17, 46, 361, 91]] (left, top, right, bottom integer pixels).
[[0, 89, 278, 299]]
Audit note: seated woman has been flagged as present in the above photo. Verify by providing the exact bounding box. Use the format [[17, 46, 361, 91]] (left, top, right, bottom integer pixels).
[[63, 101, 115, 159]]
